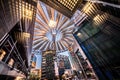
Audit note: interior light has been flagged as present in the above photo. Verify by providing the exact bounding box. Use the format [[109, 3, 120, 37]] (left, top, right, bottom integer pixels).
[[48, 20, 57, 28], [82, 2, 95, 16], [0, 49, 6, 61], [15, 32, 30, 43], [23, 8, 32, 19], [77, 33, 81, 36], [93, 13, 108, 25], [15, 77, 23, 80], [65, 1, 67, 3], [23, 32, 30, 38], [75, 1, 77, 3], [73, 4, 75, 6], [57, 0, 79, 10], [93, 15, 100, 21]]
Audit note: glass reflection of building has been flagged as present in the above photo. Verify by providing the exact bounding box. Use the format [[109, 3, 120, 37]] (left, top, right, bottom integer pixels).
[[74, 12, 120, 80], [58, 55, 71, 69]]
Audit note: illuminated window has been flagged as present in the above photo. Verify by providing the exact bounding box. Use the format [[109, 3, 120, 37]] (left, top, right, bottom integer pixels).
[[8, 58, 14, 66], [31, 62, 36, 68], [0, 49, 6, 61]]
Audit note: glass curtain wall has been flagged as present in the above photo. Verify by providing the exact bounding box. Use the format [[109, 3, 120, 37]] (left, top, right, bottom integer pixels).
[[74, 19, 120, 80]]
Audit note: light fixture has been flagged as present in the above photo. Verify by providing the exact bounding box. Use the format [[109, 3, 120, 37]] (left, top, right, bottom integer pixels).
[[22, 7, 33, 19], [77, 32, 81, 36], [57, 0, 79, 11], [23, 32, 30, 38], [93, 15, 100, 21], [48, 20, 57, 28], [82, 2, 95, 16], [93, 13, 108, 25], [15, 32, 30, 43]]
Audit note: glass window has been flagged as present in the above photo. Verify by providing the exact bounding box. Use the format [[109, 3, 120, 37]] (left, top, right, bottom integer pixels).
[[0, 49, 6, 61]]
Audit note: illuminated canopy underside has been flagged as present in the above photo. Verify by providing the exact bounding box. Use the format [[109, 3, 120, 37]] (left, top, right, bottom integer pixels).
[[33, 1, 75, 51]]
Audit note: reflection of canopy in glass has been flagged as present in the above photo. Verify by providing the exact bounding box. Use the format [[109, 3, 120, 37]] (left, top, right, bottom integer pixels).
[[33, 1, 74, 51]]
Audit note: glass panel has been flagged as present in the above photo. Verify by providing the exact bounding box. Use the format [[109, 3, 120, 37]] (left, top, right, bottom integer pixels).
[[77, 21, 100, 42]]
